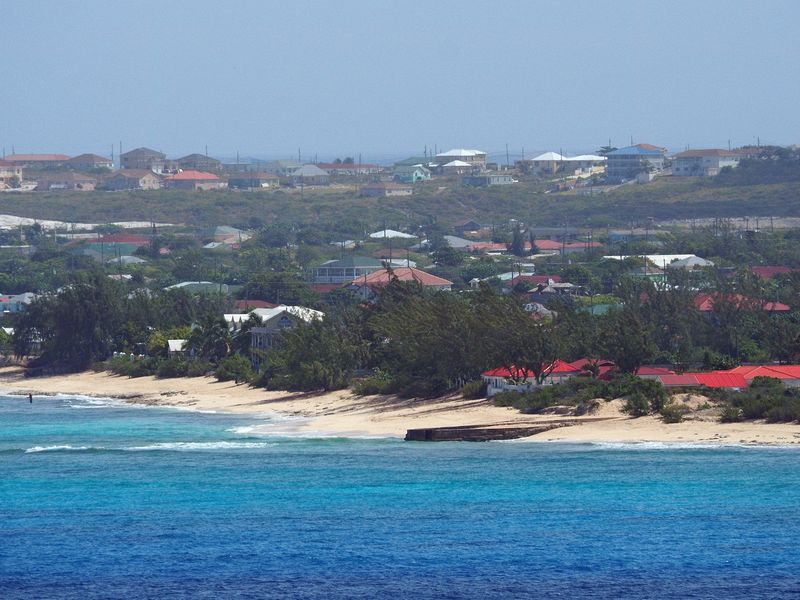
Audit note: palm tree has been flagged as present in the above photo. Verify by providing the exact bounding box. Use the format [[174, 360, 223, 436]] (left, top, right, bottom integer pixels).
[[187, 315, 231, 362]]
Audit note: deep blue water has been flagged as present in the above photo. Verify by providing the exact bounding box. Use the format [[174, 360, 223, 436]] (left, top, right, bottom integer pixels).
[[2, 394, 800, 599]]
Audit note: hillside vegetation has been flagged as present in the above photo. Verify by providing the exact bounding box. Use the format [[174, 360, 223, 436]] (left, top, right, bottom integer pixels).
[[1, 176, 799, 230]]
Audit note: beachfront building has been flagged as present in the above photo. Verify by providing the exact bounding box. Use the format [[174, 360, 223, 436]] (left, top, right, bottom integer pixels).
[[482, 360, 583, 397], [238, 305, 324, 363]]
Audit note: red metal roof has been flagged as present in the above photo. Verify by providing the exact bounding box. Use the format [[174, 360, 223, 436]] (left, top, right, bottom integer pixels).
[[693, 372, 749, 388], [694, 293, 790, 312], [750, 266, 795, 279], [482, 360, 581, 379], [635, 366, 675, 376], [233, 299, 276, 311], [97, 234, 150, 245], [658, 374, 700, 386], [167, 170, 220, 181], [352, 267, 452, 288], [727, 365, 800, 380]]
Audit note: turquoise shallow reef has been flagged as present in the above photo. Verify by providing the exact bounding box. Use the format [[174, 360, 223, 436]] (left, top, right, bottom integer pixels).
[[2, 393, 799, 599]]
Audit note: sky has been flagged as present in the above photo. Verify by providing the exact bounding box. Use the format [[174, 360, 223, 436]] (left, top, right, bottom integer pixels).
[[2, 0, 799, 162]]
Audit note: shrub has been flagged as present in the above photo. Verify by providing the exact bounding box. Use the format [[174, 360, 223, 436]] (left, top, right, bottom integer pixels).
[[352, 369, 395, 396], [459, 379, 488, 399], [766, 403, 800, 423], [719, 405, 742, 423], [214, 355, 254, 383], [624, 391, 650, 417], [157, 358, 189, 378], [186, 360, 213, 377], [660, 404, 684, 424]]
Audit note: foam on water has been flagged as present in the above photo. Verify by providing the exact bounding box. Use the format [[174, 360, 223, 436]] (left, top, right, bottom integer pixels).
[[125, 440, 278, 451], [25, 445, 93, 453]]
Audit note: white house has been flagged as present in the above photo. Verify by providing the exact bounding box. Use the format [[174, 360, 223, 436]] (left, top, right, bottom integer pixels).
[[672, 149, 740, 177]]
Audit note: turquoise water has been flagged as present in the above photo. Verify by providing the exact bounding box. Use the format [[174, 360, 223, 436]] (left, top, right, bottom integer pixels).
[[2, 394, 800, 599]]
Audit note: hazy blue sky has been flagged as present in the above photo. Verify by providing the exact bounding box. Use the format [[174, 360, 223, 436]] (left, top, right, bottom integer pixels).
[[2, 0, 798, 161]]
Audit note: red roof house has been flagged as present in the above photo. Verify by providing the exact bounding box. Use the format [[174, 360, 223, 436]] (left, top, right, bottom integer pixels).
[[165, 170, 224, 190], [694, 293, 790, 313]]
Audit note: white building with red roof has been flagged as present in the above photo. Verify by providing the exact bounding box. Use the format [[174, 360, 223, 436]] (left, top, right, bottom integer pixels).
[[165, 170, 225, 190]]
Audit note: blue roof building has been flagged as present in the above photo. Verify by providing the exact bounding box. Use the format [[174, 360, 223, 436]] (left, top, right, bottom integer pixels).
[[606, 144, 666, 181]]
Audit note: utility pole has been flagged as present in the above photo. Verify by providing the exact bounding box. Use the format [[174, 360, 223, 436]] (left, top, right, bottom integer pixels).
[[505, 143, 509, 168]]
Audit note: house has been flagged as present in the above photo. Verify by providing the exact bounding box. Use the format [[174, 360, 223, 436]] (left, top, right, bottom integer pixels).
[[35, 171, 97, 191], [0, 160, 23, 188], [664, 256, 714, 270], [369, 229, 417, 240], [693, 293, 790, 313], [66, 153, 113, 171], [3, 154, 70, 169], [316, 162, 382, 176], [435, 149, 486, 169], [606, 144, 667, 181], [672, 149, 739, 177], [227, 172, 280, 189], [482, 360, 583, 397], [232, 299, 276, 312], [291, 164, 329, 186], [532, 239, 602, 255], [104, 169, 162, 190], [0, 292, 37, 313], [656, 372, 749, 390], [165, 281, 229, 294], [261, 159, 303, 177], [727, 365, 800, 388], [310, 256, 385, 283], [750, 266, 796, 280], [393, 163, 431, 183], [453, 220, 483, 236], [165, 170, 225, 190], [463, 173, 514, 187], [348, 267, 452, 300], [167, 339, 187, 358], [528, 151, 567, 176], [175, 153, 221, 172], [441, 160, 473, 175], [246, 305, 324, 361], [360, 182, 413, 197], [120, 147, 167, 173]]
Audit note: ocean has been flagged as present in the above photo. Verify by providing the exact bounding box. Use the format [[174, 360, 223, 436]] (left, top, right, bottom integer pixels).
[[2, 393, 799, 599]]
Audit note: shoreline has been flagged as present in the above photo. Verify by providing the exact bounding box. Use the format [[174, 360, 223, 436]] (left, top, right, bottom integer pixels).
[[2, 367, 800, 445]]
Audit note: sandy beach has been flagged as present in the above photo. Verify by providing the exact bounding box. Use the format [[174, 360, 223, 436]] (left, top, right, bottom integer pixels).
[[2, 367, 800, 445]]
